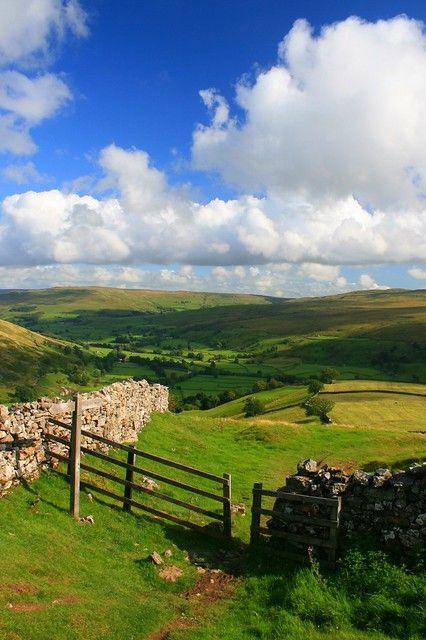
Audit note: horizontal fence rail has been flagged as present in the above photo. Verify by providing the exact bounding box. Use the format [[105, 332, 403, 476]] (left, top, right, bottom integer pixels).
[[44, 396, 232, 537], [250, 482, 341, 564]]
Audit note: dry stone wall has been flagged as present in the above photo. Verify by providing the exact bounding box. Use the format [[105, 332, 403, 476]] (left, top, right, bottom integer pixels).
[[269, 459, 426, 559], [0, 379, 168, 496]]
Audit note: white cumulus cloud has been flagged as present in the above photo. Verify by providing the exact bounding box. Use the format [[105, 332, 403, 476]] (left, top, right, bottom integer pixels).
[[1, 16, 426, 293], [408, 266, 426, 280], [0, 0, 87, 155], [193, 16, 426, 211], [358, 273, 389, 290], [1, 143, 426, 269], [0, 0, 88, 67]]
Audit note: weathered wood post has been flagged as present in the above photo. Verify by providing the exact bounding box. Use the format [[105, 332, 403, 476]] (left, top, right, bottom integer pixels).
[[328, 496, 342, 565], [69, 394, 82, 519], [250, 482, 263, 544], [123, 446, 136, 513], [223, 473, 232, 538]]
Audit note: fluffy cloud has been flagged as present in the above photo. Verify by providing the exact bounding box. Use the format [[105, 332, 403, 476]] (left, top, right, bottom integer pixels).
[[408, 266, 426, 280], [1, 143, 426, 269], [0, 0, 87, 154], [2, 161, 47, 184], [0, 0, 87, 66], [193, 16, 426, 211], [1, 15, 426, 293], [299, 263, 340, 282], [358, 273, 389, 290], [0, 71, 71, 154]]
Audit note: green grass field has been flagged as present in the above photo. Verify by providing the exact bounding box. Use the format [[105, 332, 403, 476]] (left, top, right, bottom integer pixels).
[[1, 287, 426, 406], [197, 379, 426, 432], [1, 287, 425, 638], [200, 385, 308, 418], [0, 409, 424, 640]]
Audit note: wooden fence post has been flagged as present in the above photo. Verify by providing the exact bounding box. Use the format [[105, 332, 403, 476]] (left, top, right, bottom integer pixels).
[[223, 473, 232, 538], [328, 496, 342, 565], [69, 394, 82, 519], [123, 446, 136, 513], [250, 482, 263, 544]]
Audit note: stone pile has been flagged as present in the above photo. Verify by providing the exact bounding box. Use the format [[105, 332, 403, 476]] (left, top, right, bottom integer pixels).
[[0, 379, 168, 496], [268, 459, 426, 557]]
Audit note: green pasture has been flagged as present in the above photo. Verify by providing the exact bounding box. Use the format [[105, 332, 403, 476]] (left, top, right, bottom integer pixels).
[[174, 374, 253, 397], [326, 380, 426, 394], [201, 379, 426, 433], [0, 407, 424, 639], [322, 392, 426, 431], [1, 288, 425, 402], [200, 385, 308, 418]]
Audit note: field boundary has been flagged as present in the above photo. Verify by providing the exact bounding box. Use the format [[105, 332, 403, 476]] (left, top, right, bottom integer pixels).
[[320, 389, 426, 398], [45, 395, 232, 538], [250, 482, 341, 564]]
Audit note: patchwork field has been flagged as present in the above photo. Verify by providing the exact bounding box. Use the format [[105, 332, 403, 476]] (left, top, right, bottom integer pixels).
[[197, 379, 426, 431], [1, 287, 425, 409], [0, 286, 425, 639]]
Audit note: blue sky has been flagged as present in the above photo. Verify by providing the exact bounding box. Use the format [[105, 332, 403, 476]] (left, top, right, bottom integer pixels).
[[0, 0, 426, 296]]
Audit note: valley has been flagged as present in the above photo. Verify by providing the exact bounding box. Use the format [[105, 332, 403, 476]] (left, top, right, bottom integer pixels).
[[1, 287, 425, 428], [0, 285, 425, 640]]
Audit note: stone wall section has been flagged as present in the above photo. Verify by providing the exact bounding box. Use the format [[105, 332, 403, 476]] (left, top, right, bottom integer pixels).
[[269, 459, 426, 558], [0, 380, 168, 496]]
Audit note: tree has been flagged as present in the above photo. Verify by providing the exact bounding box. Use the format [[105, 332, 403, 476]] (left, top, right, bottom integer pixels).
[[267, 378, 281, 389], [244, 396, 265, 417], [304, 397, 335, 423], [12, 384, 36, 403], [252, 380, 267, 393], [168, 392, 180, 412], [308, 379, 324, 395], [219, 389, 237, 403], [319, 367, 338, 384]]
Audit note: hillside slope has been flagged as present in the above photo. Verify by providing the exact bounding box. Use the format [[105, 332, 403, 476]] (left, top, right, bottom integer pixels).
[[0, 319, 63, 375], [0, 287, 425, 391], [0, 286, 424, 342], [0, 319, 91, 404], [0, 408, 423, 639], [0, 286, 276, 318]]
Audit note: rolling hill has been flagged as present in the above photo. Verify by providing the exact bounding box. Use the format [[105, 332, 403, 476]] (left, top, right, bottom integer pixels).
[[0, 319, 94, 404], [0, 286, 277, 318], [0, 287, 425, 402]]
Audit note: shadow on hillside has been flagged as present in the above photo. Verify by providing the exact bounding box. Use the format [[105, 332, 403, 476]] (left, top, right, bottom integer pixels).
[[76, 486, 322, 579], [20, 478, 69, 514], [157, 522, 332, 579], [263, 401, 302, 415], [363, 456, 425, 471]]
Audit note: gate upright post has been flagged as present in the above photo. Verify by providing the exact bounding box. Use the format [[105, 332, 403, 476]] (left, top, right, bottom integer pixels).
[[69, 394, 82, 519], [250, 482, 263, 544], [123, 447, 136, 513], [328, 496, 342, 566], [223, 473, 232, 538]]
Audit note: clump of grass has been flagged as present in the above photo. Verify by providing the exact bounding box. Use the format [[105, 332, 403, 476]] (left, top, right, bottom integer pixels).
[[338, 550, 426, 638], [185, 549, 425, 640]]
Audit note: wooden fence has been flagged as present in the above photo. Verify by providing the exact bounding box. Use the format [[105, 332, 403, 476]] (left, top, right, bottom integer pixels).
[[250, 482, 341, 563], [44, 395, 232, 537]]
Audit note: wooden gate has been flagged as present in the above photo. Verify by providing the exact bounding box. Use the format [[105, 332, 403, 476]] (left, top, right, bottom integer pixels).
[[250, 482, 341, 564], [44, 395, 232, 538]]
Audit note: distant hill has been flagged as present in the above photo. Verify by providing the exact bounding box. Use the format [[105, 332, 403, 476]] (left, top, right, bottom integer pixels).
[[0, 320, 64, 402], [0, 319, 99, 405], [0, 285, 425, 348], [0, 287, 425, 397], [0, 286, 277, 317]]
